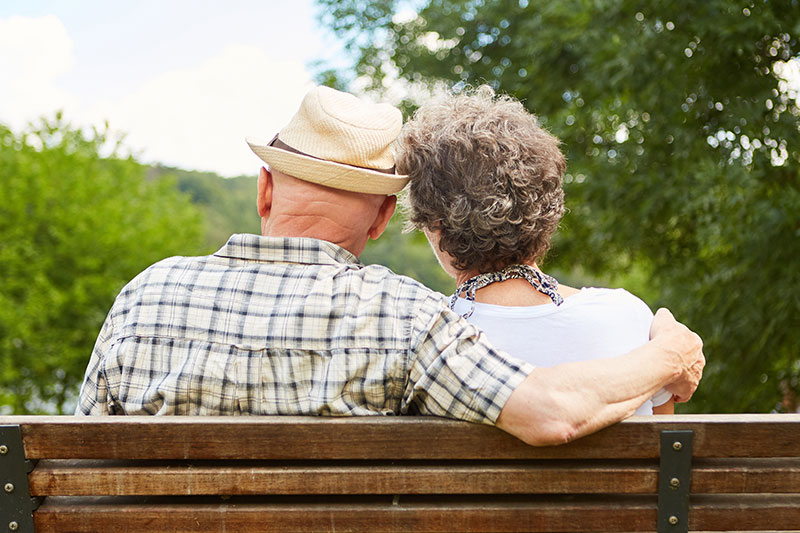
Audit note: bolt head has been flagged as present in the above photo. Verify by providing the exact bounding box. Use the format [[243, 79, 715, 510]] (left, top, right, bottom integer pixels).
[[672, 441, 683, 451], [669, 477, 680, 489], [669, 515, 679, 525], [8, 521, 19, 531], [0, 445, 7, 455], [3, 483, 13, 493]]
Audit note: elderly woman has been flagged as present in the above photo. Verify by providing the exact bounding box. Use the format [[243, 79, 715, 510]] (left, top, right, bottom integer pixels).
[[397, 86, 672, 415]]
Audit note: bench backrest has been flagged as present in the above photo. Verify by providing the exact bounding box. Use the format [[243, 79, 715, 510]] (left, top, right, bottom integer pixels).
[[1, 414, 799, 532]]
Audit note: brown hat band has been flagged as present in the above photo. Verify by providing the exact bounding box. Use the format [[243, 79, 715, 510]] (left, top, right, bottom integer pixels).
[[269, 135, 397, 175]]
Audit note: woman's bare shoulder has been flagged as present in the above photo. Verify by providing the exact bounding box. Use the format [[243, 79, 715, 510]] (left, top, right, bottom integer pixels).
[[558, 284, 582, 298]]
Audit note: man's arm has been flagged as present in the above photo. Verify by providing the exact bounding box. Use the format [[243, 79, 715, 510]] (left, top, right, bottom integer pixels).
[[496, 308, 704, 446]]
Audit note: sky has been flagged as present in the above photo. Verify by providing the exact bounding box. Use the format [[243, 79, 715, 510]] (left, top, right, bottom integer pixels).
[[4, 2, 798, 177], [0, 1, 348, 176]]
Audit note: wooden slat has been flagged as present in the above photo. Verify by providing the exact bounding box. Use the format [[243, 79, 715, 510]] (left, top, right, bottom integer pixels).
[[692, 458, 800, 493], [32, 495, 660, 532], [28, 457, 800, 497], [31, 494, 800, 532], [3, 414, 800, 460], [28, 459, 659, 496], [689, 494, 800, 530]]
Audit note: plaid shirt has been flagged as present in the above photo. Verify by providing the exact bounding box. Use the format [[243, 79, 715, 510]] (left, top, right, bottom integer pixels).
[[76, 234, 533, 424]]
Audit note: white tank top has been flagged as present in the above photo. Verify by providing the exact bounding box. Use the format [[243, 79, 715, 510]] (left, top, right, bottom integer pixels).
[[452, 287, 671, 415]]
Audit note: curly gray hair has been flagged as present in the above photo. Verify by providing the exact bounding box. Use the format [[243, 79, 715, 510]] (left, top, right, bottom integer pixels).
[[397, 85, 566, 274]]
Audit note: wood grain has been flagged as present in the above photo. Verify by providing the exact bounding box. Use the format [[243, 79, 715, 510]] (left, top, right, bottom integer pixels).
[[3, 414, 800, 460], [28, 458, 800, 497], [31, 494, 800, 532], [28, 459, 659, 496], [689, 494, 800, 530], [31, 495, 660, 532], [691, 458, 800, 493]]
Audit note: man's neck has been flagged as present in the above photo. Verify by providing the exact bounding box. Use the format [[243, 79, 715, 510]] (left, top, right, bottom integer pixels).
[[259, 170, 389, 258], [262, 214, 367, 257]]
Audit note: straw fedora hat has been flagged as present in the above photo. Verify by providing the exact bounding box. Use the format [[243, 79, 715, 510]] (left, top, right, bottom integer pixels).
[[246, 86, 409, 195]]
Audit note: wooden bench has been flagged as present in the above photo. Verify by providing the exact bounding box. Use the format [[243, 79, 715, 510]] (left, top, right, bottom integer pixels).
[[1, 414, 799, 532]]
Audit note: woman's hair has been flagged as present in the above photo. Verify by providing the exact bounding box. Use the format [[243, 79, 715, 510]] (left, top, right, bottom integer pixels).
[[397, 85, 566, 274]]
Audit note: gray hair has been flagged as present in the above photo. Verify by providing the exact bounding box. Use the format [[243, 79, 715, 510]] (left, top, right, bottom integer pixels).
[[397, 85, 566, 273]]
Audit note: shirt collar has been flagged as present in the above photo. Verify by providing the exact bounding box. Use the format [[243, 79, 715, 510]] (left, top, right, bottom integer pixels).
[[213, 234, 362, 267]]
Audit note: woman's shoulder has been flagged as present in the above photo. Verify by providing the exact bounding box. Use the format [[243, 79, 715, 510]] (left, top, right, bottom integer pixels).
[[575, 287, 654, 318]]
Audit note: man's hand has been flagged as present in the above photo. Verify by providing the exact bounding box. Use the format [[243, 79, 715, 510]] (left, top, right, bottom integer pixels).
[[650, 308, 705, 403]]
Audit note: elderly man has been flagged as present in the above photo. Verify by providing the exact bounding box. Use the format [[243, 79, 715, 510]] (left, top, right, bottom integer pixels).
[[76, 86, 703, 446]]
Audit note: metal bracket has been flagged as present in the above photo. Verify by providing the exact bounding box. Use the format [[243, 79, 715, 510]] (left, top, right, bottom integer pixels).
[[657, 429, 693, 533], [0, 426, 39, 533]]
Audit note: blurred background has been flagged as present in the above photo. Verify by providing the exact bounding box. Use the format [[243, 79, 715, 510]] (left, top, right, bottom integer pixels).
[[1, 0, 798, 415]]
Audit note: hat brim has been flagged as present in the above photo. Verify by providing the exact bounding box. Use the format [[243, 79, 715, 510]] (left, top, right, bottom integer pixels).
[[246, 137, 409, 195]]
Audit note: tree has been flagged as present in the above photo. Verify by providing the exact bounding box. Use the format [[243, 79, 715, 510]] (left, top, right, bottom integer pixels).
[[147, 166, 262, 247], [0, 116, 205, 414], [361, 213, 455, 293], [317, 0, 800, 412]]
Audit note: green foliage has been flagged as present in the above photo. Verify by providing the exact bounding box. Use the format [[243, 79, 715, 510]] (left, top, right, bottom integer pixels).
[[362, 208, 455, 294], [147, 166, 261, 248], [317, 0, 800, 412], [0, 116, 205, 414]]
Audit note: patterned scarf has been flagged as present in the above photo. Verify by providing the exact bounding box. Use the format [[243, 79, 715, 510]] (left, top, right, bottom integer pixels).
[[450, 264, 563, 319]]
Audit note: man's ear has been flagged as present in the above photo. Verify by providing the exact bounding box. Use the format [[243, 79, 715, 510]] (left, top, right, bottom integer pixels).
[[257, 166, 273, 218], [367, 195, 397, 240]]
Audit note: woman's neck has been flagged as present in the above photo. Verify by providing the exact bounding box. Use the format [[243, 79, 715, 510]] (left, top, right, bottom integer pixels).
[[475, 279, 564, 306], [455, 266, 579, 307]]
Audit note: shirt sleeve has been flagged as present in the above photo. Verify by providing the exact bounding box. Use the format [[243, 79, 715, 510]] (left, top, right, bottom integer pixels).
[[402, 294, 534, 425], [75, 310, 114, 415], [651, 388, 673, 407]]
